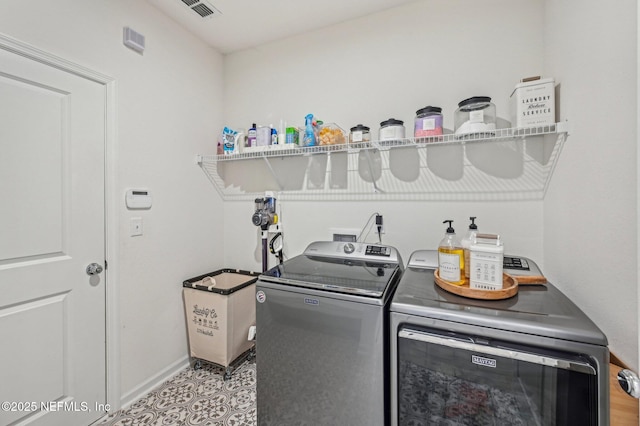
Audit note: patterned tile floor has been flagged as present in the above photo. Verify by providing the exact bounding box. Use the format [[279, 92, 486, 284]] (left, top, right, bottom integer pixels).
[[98, 360, 256, 426]]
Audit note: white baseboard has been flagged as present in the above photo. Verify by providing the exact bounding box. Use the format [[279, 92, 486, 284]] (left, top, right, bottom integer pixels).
[[118, 355, 191, 410]]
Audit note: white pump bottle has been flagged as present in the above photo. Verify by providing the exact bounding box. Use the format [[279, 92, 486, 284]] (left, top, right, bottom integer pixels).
[[461, 217, 478, 279]]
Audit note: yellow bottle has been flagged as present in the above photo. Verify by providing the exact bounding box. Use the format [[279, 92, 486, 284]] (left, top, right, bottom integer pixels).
[[438, 220, 465, 285]]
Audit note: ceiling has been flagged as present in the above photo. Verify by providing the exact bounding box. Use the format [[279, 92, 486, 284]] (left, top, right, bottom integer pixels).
[[147, 0, 418, 54]]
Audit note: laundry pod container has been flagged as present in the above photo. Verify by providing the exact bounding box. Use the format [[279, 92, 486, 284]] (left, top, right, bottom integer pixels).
[[182, 269, 259, 378]]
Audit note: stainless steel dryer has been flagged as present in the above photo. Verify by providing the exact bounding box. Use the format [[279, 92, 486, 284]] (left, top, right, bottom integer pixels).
[[256, 241, 403, 426], [390, 250, 609, 426]]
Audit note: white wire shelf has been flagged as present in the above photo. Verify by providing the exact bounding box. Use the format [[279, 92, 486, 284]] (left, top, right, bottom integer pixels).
[[197, 122, 568, 202]]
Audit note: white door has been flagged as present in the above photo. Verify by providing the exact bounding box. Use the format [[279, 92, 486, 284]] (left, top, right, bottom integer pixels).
[[0, 46, 107, 425]]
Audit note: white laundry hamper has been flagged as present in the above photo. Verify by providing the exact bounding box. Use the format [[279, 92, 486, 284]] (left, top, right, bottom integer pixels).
[[182, 269, 258, 379]]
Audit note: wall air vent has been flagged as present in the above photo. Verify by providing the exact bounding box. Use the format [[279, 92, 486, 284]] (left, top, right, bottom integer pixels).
[[179, 0, 220, 19], [123, 27, 145, 54]]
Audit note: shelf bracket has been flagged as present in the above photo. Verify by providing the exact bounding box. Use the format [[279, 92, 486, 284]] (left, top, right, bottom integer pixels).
[[262, 155, 286, 191], [362, 147, 384, 194], [556, 120, 570, 135]]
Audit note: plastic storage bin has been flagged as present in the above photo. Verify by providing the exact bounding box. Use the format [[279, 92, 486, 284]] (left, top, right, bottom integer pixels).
[[183, 269, 259, 379], [317, 122, 347, 146]]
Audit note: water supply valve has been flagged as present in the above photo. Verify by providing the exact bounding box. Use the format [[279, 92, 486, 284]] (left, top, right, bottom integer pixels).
[[618, 369, 640, 399]]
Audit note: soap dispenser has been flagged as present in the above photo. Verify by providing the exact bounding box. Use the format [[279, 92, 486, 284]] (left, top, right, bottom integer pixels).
[[438, 220, 465, 285], [461, 217, 478, 279]]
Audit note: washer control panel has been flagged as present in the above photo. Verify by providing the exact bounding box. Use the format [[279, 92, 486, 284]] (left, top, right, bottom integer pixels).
[[365, 245, 391, 257], [304, 241, 399, 263]]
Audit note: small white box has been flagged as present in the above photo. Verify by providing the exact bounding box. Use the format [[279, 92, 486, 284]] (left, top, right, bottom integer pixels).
[[125, 189, 152, 209], [510, 77, 555, 128], [470, 234, 504, 290]]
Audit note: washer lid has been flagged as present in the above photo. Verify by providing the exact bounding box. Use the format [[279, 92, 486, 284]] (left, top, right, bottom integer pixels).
[[260, 241, 402, 298], [391, 266, 607, 346]]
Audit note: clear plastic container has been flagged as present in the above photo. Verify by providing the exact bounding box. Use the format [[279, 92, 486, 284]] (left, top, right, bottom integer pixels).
[[349, 124, 371, 144], [454, 96, 496, 137], [317, 123, 347, 146], [414, 106, 443, 138], [379, 118, 405, 141]]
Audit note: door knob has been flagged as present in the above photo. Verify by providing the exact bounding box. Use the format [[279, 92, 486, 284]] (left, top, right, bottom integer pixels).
[[86, 263, 104, 276]]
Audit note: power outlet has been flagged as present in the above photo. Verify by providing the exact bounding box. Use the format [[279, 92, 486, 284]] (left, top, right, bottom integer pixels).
[[330, 228, 360, 242]]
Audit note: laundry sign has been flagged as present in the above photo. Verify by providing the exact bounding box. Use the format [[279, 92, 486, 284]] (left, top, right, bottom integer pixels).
[[510, 77, 555, 128]]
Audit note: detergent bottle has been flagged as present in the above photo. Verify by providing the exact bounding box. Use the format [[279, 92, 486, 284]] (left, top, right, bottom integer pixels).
[[438, 220, 465, 285]]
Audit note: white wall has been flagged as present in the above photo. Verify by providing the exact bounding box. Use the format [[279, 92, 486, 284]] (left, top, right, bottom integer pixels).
[[0, 0, 225, 404], [222, 0, 547, 266], [223, 0, 639, 370], [224, 0, 545, 134], [226, 201, 543, 271], [543, 0, 638, 368]]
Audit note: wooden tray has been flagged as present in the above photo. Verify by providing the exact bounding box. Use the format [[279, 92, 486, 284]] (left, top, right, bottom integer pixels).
[[508, 274, 547, 285], [434, 269, 518, 300]]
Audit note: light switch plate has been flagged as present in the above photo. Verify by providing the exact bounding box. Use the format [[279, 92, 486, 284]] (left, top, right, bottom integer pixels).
[[130, 217, 143, 236]]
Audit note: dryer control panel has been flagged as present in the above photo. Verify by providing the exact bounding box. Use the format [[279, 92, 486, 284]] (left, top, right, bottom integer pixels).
[[502, 255, 545, 280], [407, 250, 545, 280]]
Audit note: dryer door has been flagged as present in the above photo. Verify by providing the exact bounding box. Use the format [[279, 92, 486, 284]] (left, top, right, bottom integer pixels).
[[396, 326, 599, 426]]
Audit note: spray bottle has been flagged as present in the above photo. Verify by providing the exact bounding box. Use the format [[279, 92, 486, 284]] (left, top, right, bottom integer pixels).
[[461, 217, 478, 279], [304, 114, 317, 147], [438, 220, 465, 285]]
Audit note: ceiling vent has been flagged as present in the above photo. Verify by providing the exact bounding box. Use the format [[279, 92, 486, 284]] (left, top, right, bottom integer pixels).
[[180, 0, 220, 19]]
